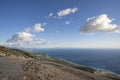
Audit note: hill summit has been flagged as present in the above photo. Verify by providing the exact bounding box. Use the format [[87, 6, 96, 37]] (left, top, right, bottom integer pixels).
[[0, 46, 120, 80]]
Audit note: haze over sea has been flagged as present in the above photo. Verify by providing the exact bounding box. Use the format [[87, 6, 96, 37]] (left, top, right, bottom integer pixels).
[[32, 48, 120, 74]]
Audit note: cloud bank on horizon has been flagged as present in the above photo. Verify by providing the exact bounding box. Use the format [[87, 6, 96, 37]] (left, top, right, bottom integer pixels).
[[80, 14, 120, 34]]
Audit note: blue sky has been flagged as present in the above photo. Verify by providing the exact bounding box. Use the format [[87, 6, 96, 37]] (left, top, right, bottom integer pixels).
[[0, 0, 120, 48]]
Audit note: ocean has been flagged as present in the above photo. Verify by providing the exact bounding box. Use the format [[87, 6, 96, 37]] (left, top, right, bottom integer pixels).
[[31, 48, 120, 74]]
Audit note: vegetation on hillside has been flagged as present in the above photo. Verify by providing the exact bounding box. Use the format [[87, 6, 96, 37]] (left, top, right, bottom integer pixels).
[[0, 46, 33, 58]]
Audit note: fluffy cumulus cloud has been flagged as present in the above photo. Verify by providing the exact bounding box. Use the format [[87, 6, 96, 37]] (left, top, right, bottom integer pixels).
[[5, 23, 46, 48], [80, 14, 120, 34], [58, 7, 78, 17], [34, 23, 45, 32], [7, 32, 33, 42], [6, 32, 46, 47], [24, 23, 45, 32]]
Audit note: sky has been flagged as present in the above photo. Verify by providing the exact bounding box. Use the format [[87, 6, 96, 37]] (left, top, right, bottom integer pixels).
[[0, 0, 120, 48]]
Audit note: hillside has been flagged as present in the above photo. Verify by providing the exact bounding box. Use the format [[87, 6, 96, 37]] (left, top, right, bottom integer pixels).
[[0, 46, 120, 80]]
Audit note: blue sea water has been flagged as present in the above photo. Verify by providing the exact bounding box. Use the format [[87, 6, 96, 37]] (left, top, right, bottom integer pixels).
[[32, 48, 120, 74]]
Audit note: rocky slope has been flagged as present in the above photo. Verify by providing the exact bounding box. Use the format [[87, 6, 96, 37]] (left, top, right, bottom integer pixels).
[[0, 46, 120, 80]]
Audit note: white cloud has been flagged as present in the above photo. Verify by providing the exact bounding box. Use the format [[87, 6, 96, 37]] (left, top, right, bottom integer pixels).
[[7, 32, 33, 42], [46, 7, 78, 19], [6, 31, 45, 48], [49, 13, 53, 17], [80, 14, 120, 34], [58, 7, 78, 17], [24, 23, 45, 33], [46, 13, 57, 19], [47, 13, 60, 19], [65, 21, 70, 24], [5, 23, 46, 48], [34, 23, 45, 32]]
